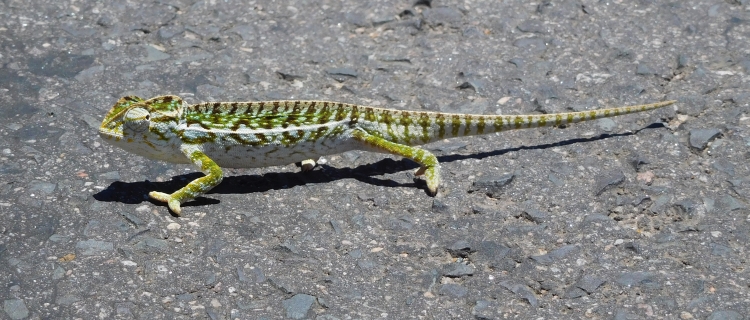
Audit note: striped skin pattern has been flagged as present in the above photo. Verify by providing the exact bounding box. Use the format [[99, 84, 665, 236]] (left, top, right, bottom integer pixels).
[[99, 95, 676, 215]]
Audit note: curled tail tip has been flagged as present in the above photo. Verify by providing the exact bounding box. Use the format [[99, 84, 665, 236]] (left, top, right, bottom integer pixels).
[[662, 99, 677, 105], [653, 100, 677, 107], [628, 100, 676, 112]]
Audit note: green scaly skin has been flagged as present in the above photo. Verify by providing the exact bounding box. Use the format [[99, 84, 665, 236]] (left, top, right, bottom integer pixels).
[[99, 95, 675, 215]]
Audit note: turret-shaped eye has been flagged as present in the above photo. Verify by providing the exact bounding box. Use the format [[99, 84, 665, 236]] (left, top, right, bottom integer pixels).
[[123, 107, 150, 133]]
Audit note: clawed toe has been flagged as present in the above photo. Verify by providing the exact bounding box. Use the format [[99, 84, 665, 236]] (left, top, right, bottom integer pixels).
[[149, 191, 183, 215]]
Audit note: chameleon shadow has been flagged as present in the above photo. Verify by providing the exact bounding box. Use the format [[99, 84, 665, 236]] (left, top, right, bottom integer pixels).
[[92, 160, 421, 211], [93, 123, 666, 206], [436, 122, 666, 163], [350, 122, 666, 194], [93, 177, 221, 209]]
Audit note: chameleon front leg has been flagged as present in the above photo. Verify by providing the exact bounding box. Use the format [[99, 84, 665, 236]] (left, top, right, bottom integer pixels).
[[149, 145, 224, 215], [351, 129, 441, 195]]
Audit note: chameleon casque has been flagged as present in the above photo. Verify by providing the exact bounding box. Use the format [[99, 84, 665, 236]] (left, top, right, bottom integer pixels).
[[99, 95, 675, 215]]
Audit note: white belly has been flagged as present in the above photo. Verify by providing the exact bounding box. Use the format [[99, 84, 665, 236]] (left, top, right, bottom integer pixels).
[[198, 132, 358, 168]]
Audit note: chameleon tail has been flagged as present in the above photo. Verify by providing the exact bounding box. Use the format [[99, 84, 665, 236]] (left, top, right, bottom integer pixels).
[[424, 100, 676, 143]]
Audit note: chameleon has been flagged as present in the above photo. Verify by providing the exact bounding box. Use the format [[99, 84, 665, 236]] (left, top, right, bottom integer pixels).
[[99, 95, 675, 215]]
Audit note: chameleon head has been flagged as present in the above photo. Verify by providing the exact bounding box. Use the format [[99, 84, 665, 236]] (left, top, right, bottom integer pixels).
[[99, 95, 185, 161]]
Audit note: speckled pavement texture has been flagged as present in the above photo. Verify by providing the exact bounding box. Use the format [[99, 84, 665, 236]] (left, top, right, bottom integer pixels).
[[1, 0, 749, 319]]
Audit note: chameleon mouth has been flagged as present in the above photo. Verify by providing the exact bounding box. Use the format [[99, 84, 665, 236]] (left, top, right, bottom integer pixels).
[[98, 127, 124, 141]]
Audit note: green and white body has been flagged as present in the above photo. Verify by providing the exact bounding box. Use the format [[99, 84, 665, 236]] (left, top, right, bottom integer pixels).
[[99, 95, 675, 215]]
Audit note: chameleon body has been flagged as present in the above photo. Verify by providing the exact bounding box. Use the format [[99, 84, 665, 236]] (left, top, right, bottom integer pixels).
[[99, 95, 675, 215]]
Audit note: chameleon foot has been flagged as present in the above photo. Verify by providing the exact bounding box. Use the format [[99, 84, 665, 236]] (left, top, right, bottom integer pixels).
[[423, 165, 440, 195], [146, 146, 224, 215], [415, 165, 440, 194], [149, 191, 184, 215], [300, 159, 317, 172]]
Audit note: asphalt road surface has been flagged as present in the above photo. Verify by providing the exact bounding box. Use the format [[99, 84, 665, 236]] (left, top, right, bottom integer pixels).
[[1, 0, 748, 319]]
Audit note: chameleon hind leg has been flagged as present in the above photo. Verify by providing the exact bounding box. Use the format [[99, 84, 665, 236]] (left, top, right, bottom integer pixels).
[[351, 129, 441, 195], [149, 145, 224, 215], [300, 158, 318, 172]]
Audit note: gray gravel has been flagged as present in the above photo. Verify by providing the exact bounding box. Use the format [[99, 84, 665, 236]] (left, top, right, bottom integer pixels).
[[1, 0, 749, 319], [689, 128, 723, 150]]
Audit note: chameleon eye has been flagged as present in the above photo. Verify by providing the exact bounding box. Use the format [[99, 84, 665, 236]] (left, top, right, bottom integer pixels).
[[123, 107, 150, 133], [125, 107, 150, 122]]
